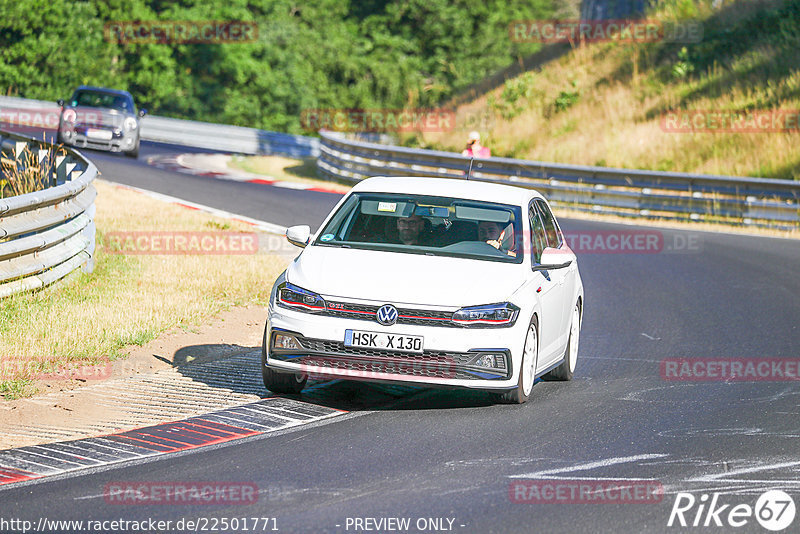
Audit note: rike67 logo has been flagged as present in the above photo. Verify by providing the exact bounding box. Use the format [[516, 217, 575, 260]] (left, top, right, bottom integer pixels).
[[668, 490, 796, 531]]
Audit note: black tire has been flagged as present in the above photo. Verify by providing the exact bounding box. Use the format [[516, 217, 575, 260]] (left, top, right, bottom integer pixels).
[[544, 302, 580, 381], [497, 316, 539, 404], [124, 141, 139, 159], [261, 323, 307, 394]]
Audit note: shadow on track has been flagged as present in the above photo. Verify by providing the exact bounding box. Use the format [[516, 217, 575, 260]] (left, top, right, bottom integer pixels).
[[169, 343, 506, 413]]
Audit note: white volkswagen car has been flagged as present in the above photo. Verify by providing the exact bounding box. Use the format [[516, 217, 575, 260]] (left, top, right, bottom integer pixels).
[[263, 177, 583, 403]]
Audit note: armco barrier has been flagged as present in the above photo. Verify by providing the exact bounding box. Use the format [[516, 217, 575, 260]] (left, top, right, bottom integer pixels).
[[317, 131, 800, 230], [0, 130, 97, 298], [0, 95, 319, 158], [3, 96, 797, 229]]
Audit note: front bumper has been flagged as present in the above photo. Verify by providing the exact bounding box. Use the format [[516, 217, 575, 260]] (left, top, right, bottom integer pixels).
[[61, 126, 137, 153], [267, 305, 525, 391]]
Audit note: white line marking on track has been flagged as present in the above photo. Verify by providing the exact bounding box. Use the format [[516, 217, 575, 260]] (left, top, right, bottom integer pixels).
[[508, 453, 668, 479], [688, 460, 800, 482]]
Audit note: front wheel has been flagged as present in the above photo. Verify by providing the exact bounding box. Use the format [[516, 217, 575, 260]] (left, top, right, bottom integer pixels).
[[497, 316, 538, 404], [545, 303, 580, 381], [261, 323, 307, 394], [124, 141, 139, 158]]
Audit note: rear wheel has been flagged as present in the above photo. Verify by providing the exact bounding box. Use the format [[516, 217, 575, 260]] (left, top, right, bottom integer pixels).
[[545, 303, 580, 381], [261, 323, 307, 394], [497, 316, 538, 404]]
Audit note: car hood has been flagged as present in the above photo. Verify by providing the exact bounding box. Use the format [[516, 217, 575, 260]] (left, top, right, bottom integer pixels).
[[286, 245, 526, 308]]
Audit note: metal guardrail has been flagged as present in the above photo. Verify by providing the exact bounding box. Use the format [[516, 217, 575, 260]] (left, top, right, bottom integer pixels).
[[0, 95, 319, 158], [317, 131, 800, 230], [141, 116, 319, 158], [0, 130, 97, 298]]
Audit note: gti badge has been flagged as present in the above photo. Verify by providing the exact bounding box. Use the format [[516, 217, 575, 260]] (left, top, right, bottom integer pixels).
[[376, 304, 398, 326]]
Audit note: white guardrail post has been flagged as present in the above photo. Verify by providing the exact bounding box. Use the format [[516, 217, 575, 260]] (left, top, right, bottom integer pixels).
[[317, 131, 800, 231], [0, 130, 97, 298]]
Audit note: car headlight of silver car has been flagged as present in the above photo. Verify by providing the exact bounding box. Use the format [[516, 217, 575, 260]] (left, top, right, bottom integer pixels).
[[452, 302, 519, 327], [62, 109, 77, 124], [276, 281, 326, 313], [123, 117, 138, 131]]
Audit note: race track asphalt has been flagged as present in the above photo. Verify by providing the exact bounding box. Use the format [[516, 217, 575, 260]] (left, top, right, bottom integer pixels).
[[1, 139, 798, 534]]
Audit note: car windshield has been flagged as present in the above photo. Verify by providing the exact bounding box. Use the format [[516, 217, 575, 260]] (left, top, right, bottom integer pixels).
[[70, 90, 133, 112], [315, 192, 523, 263]]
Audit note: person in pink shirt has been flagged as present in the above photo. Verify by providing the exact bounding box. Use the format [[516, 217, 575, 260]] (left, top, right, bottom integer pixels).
[[461, 131, 491, 158]]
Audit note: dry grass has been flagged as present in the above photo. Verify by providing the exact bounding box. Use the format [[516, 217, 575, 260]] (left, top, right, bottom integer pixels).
[[0, 181, 292, 399], [0, 143, 67, 198], [416, 1, 800, 181], [228, 154, 352, 193]]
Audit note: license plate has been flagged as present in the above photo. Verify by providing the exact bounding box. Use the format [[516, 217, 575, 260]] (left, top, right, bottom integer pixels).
[[344, 330, 424, 353], [86, 128, 112, 140]]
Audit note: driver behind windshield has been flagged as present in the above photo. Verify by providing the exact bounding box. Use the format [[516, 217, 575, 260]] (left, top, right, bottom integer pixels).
[[396, 214, 427, 245]]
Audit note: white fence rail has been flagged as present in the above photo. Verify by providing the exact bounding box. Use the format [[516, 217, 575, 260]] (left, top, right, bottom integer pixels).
[[3, 95, 797, 229], [0, 130, 97, 298], [317, 131, 800, 230], [0, 95, 319, 158]]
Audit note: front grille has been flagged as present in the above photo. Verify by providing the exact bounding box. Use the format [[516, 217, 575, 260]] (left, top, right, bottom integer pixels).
[[300, 356, 483, 380], [297, 338, 475, 366], [74, 137, 119, 151], [325, 300, 457, 327], [270, 335, 508, 381]]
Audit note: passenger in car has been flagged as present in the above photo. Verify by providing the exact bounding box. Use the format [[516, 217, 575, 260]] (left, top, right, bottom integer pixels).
[[478, 221, 516, 256]]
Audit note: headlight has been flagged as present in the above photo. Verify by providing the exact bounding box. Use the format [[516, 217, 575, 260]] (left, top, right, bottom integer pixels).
[[123, 117, 138, 130], [62, 109, 77, 123], [452, 302, 519, 327], [273, 332, 301, 350], [276, 282, 326, 312]]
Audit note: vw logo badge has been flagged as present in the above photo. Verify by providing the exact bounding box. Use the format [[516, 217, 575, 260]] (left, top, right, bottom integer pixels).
[[376, 304, 398, 326]]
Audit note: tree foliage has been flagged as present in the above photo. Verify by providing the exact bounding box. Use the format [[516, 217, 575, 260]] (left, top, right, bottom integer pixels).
[[0, 0, 552, 133]]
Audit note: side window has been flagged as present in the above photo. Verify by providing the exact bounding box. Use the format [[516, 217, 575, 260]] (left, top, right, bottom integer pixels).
[[535, 199, 562, 249], [528, 203, 547, 264]]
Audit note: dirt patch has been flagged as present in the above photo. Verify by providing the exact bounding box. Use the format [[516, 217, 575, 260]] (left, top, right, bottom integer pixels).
[[0, 304, 268, 450]]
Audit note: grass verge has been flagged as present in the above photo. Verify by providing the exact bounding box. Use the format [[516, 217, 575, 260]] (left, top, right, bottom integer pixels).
[[0, 180, 291, 399], [412, 0, 800, 180]]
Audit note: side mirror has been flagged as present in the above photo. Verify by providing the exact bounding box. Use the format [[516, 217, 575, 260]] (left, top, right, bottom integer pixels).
[[57, 99, 64, 107], [533, 247, 573, 270], [286, 225, 311, 248], [138, 108, 147, 117]]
